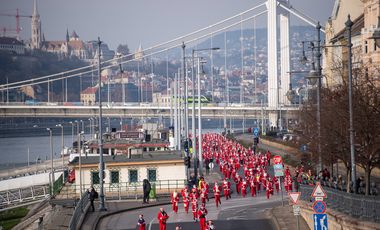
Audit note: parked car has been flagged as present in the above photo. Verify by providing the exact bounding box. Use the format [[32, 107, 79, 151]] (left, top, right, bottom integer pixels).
[[72, 102, 84, 106], [64, 102, 74, 106], [140, 102, 151, 106], [25, 100, 40, 105], [277, 129, 290, 138], [124, 102, 137, 106], [47, 102, 58, 106], [283, 133, 293, 141]]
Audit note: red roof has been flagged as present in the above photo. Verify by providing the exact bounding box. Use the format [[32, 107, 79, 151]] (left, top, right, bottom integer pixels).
[[81, 87, 98, 94], [0, 37, 23, 45]]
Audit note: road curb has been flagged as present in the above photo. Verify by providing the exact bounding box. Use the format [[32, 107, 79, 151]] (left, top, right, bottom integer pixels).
[[270, 206, 281, 230], [91, 200, 172, 230]]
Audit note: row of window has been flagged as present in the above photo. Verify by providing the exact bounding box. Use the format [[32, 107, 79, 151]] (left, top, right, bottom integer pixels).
[[0, 45, 24, 49], [91, 169, 156, 184], [364, 40, 377, 54]]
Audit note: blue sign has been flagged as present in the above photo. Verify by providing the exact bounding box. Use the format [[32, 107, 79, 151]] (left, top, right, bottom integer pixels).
[[216, 127, 220, 130], [313, 201, 326, 214], [301, 145, 309, 152], [254, 128, 259, 133], [313, 214, 328, 230], [254, 132, 259, 137]]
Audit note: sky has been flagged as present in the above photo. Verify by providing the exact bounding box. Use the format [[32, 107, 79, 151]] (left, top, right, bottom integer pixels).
[[0, 0, 336, 52]]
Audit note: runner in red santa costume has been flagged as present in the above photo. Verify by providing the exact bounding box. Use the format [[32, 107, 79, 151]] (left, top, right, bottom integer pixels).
[[190, 191, 199, 221], [157, 207, 169, 230], [273, 176, 280, 193], [213, 181, 222, 207], [171, 189, 180, 214], [198, 204, 208, 230], [250, 176, 257, 196], [266, 179, 273, 199], [182, 188, 190, 213], [201, 180, 210, 202], [233, 173, 242, 194], [287, 175, 293, 191], [223, 178, 231, 199], [200, 187, 207, 207], [240, 178, 248, 197]]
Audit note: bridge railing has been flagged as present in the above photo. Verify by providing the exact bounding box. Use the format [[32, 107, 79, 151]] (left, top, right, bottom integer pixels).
[[56, 179, 186, 200], [299, 183, 380, 223], [68, 191, 89, 230]]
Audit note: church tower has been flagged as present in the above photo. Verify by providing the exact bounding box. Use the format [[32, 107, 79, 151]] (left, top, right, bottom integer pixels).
[[31, 0, 41, 49]]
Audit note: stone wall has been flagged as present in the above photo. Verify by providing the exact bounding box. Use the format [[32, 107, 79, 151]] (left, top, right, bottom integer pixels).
[[298, 200, 380, 230]]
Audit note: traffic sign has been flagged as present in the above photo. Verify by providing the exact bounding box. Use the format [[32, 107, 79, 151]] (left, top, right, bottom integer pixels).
[[313, 214, 328, 230], [254, 132, 259, 137], [293, 205, 300, 215], [313, 201, 326, 214], [311, 184, 327, 198], [301, 145, 309, 152], [209, 162, 214, 169], [274, 164, 284, 177], [254, 128, 259, 133], [273, 155, 282, 165], [288, 192, 301, 205]]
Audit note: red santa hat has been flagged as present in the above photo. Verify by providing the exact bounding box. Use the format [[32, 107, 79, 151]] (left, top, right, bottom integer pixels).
[[140, 214, 143, 217], [176, 226, 181, 229], [215, 181, 218, 184], [201, 204, 205, 207], [224, 178, 227, 180]]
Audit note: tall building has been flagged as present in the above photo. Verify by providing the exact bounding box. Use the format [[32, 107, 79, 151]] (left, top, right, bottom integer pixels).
[[31, 0, 41, 50]]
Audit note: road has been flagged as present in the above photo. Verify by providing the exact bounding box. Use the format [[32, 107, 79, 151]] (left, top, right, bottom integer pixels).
[[97, 153, 289, 230]]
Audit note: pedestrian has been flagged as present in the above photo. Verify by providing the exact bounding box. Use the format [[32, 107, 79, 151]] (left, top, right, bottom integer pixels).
[[88, 186, 97, 212], [337, 174, 343, 185], [171, 189, 180, 213], [137, 214, 146, 230], [222, 178, 231, 199], [293, 174, 299, 192], [356, 176, 364, 194], [157, 207, 169, 230], [182, 188, 190, 213], [206, 220, 216, 230], [190, 190, 199, 221], [143, 179, 151, 204], [213, 181, 222, 207], [197, 204, 208, 230], [189, 173, 196, 188]]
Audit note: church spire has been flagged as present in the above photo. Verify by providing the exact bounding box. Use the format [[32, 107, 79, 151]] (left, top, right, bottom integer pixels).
[[66, 27, 69, 43], [33, 0, 39, 17]]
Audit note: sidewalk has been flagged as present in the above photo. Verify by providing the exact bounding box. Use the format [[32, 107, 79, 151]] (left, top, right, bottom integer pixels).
[[270, 201, 310, 230]]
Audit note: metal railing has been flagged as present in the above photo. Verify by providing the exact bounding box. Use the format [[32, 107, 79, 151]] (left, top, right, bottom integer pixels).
[[299, 183, 380, 223], [68, 191, 89, 230], [56, 179, 186, 200]]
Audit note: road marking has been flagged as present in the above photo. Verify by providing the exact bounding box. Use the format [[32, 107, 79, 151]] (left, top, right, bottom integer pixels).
[[148, 217, 156, 230], [227, 216, 248, 220]]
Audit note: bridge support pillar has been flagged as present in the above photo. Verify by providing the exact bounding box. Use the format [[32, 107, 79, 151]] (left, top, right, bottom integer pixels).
[[269, 111, 279, 131]]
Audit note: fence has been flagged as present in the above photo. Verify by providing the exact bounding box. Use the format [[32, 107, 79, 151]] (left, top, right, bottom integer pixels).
[[68, 191, 89, 230], [299, 183, 380, 223], [55, 179, 186, 200]]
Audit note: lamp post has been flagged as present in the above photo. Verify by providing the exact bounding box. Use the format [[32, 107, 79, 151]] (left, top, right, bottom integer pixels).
[[78, 131, 84, 199], [70, 121, 74, 150], [56, 124, 65, 184], [117, 54, 124, 104], [97, 37, 107, 211], [46, 128, 54, 195], [81, 120, 84, 134], [191, 47, 220, 179], [107, 117, 110, 133]]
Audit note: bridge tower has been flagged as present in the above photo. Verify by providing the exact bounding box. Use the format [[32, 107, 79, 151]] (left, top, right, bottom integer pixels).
[[266, 0, 291, 129]]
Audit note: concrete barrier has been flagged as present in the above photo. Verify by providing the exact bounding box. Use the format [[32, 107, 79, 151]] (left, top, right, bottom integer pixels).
[[297, 200, 380, 230]]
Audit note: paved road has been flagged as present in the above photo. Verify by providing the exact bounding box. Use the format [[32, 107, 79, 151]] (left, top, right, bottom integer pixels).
[[97, 150, 289, 230]]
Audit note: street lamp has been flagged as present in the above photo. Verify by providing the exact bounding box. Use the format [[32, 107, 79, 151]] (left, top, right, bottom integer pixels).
[[75, 120, 79, 152], [286, 83, 295, 102], [191, 47, 220, 179], [107, 117, 110, 133], [78, 131, 84, 199], [46, 128, 54, 195], [97, 37, 107, 211], [300, 41, 308, 65], [117, 54, 125, 104], [70, 121, 74, 150], [56, 124, 65, 184]]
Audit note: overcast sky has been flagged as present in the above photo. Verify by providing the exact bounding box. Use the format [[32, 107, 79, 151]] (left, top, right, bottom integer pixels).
[[1, 0, 336, 51]]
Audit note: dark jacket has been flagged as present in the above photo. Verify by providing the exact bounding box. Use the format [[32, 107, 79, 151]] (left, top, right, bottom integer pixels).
[[143, 179, 151, 193], [90, 189, 96, 201], [189, 176, 196, 186]]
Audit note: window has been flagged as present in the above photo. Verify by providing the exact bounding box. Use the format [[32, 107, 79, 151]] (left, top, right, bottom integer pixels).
[[129, 170, 138, 183], [375, 66, 378, 79], [92, 172, 100, 185], [110, 171, 119, 184], [148, 169, 157, 182], [375, 40, 377, 51], [365, 41, 368, 54]]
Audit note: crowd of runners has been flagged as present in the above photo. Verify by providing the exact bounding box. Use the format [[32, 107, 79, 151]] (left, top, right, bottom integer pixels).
[[137, 132, 306, 230]]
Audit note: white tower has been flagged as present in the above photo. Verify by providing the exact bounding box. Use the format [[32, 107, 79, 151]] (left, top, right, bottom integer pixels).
[[31, 0, 41, 50]]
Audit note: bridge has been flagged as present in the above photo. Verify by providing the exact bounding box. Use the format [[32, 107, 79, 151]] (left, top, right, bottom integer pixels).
[[0, 104, 300, 120], [0, 0, 322, 128]]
